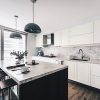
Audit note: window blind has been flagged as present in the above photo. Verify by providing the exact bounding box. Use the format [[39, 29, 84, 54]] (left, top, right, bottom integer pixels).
[[4, 31, 25, 60]]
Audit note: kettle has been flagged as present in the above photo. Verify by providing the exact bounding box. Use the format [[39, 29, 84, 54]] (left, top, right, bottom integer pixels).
[[37, 51, 44, 56]]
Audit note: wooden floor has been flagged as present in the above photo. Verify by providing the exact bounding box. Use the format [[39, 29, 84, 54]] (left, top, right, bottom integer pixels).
[[68, 80, 100, 100]]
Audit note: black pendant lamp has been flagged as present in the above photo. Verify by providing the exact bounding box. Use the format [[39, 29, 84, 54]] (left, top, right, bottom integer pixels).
[[10, 15, 22, 39], [24, 0, 41, 33]]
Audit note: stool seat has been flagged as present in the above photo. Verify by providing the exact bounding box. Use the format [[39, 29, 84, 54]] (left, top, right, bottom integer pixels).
[[0, 70, 7, 77], [0, 70, 8, 81], [0, 79, 17, 90]]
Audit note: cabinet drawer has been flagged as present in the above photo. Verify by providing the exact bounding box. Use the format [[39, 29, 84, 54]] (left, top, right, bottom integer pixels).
[[91, 64, 100, 76]]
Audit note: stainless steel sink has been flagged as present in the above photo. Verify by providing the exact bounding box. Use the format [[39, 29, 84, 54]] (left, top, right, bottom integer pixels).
[[43, 55, 56, 58], [70, 58, 89, 61]]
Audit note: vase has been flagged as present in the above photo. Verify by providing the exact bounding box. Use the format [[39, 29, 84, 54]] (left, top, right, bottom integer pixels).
[[16, 59, 24, 65]]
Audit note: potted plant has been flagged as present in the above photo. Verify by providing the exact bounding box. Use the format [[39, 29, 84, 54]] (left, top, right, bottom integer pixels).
[[10, 51, 28, 64]]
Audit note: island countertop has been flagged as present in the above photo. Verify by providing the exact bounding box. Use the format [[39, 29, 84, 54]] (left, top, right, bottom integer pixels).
[[0, 60, 67, 85]]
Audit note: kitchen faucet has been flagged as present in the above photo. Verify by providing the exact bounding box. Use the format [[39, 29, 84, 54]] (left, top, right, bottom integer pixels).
[[78, 49, 84, 59]]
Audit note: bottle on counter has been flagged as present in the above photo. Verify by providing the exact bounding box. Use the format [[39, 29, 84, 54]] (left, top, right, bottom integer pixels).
[[32, 60, 36, 65]]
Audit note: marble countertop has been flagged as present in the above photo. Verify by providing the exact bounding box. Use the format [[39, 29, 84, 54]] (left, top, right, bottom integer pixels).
[[0, 60, 67, 85], [32, 56, 67, 61], [32, 56, 100, 64]]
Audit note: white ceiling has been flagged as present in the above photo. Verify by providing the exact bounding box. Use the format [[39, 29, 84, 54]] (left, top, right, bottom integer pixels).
[[0, 0, 33, 31], [34, 0, 100, 33], [0, 0, 100, 33]]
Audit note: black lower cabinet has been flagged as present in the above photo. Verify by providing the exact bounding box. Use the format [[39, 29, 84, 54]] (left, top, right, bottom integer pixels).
[[19, 68, 68, 100]]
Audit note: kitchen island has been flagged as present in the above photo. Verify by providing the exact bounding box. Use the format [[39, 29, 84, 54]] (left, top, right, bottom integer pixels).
[[0, 61, 68, 100]]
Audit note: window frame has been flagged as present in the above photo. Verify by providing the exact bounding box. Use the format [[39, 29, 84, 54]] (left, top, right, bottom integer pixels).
[[0, 25, 27, 60]]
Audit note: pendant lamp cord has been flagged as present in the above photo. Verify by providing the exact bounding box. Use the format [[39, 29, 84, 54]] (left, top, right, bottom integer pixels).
[[33, 1, 34, 23], [32, 0, 37, 22], [14, 15, 18, 30]]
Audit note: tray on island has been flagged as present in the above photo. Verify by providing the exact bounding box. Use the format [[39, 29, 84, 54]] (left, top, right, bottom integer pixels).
[[6, 64, 25, 70], [26, 63, 39, 66]]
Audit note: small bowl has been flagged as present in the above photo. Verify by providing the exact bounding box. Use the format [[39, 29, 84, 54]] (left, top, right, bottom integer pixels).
[[21, 67, 29, 73]]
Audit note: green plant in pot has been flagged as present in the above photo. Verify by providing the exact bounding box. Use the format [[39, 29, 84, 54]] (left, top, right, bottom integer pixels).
[[10, 51, 28, 64]]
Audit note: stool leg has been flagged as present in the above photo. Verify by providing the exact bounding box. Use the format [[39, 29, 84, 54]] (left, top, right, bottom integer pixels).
[[17, 85, 19, 95], [3, 77, 5, 81], [8, 88, 13, 100], [1, 90, 5, 100], [8, 88, 11, 100]]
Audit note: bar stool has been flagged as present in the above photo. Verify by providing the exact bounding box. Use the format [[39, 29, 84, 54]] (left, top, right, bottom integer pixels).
[[0, 70, 7, 81], [0, 79, 17, 100]]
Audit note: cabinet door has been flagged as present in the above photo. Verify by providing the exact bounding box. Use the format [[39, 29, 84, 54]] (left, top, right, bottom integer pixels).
[[61, 29, 70, 46], [70, 22, 93, 45], [54, 31, 62, 46], [91, 64, 100, 89], [70, 22, 93, 36], [67, 61, 77, 81], [94, 20, 100, 43], [91, 76, 100, 89], [70, 33, 93, 45], [36, 34, 43, 47], [77, 62, 91, 85]]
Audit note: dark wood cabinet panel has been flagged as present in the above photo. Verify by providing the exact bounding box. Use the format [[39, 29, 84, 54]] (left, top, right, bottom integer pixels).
[[19, 68, 68, 100]]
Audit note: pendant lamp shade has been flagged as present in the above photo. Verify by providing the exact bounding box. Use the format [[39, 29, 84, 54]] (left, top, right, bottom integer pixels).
[[24, 23, 41, 33], [10, 15, 22, 39], [24, 0, 41, 33], [10, 32, 22, 39]]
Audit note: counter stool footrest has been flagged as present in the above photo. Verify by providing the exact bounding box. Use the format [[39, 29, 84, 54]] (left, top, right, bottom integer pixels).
[[0, 79, 17, 100]]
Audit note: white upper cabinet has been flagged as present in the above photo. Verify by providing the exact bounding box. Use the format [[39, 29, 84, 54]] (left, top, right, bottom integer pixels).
[[53, 20, 100, 46], [54, 31, 62, 46], [54, 29, 70, 46], [94, 20, 100, 43], [70, 22, 93, 45], [36, 34, 43, 47], [70, 22, 93, 36], [70, 33, 93, 45], [61, 29, 70, 46]]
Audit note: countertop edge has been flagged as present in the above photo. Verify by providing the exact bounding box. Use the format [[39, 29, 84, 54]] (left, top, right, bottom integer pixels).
[[19, 66, 68, 85], [1, 64, 68, 85]]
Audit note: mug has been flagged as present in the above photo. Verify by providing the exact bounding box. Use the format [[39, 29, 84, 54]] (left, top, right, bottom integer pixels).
[[32, 60, 35, 65]]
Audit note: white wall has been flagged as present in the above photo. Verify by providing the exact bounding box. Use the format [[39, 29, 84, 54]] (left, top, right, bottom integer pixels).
[[27, 33, 36, 62], [0, 0, 33, 31]]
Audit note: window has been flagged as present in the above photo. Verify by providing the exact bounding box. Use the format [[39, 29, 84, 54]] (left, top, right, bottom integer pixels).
[[0, 28, 26, 60], [0, 30, 1, 60]]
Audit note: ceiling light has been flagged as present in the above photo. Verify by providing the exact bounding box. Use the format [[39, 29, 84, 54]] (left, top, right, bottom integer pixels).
[[24, 0, 41, 34], [10, 15, 22, 39]]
